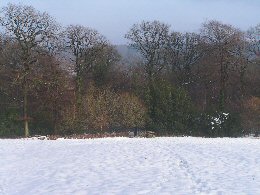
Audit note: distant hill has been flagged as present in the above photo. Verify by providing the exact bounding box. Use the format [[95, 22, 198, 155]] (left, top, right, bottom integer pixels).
[[114, 45, 142, 67]]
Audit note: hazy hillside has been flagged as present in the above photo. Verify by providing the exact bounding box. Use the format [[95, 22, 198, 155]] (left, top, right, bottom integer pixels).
[[115, 45, 142, 67]]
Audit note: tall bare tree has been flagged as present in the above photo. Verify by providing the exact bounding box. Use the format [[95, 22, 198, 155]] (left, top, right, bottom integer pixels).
[[200, 20, 244, 111], [125, 21, 170, 81], [166, 32, 202, 87], [64, 25, 107, 110], [247, 24, 260, 58], [125, 21, 170, 119], [0, 4, 59, 136], [92, 44, 120, 87]]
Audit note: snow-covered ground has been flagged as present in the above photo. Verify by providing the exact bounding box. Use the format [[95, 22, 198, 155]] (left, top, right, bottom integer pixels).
[[0, 137, 259, 195]]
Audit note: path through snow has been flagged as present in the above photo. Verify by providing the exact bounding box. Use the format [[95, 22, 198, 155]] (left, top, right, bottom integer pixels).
[[0, 137, 259, 195]]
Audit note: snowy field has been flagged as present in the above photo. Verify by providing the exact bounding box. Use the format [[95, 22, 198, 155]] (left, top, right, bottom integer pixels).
[[0, 137, 260, 195]]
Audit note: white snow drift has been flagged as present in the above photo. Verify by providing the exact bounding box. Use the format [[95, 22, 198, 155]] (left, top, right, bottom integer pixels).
[[0, 137, 259, 195]]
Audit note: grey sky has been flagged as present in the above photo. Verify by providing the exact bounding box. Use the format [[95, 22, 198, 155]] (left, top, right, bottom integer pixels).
[[2, 0, 260, 44]]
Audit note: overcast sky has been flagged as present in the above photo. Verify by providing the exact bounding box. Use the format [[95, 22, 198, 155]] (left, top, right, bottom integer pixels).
[[1, 0, 260, 44]]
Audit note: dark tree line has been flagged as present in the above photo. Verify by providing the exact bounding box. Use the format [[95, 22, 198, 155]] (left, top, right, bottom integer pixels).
[[0, 4, 259, 137]]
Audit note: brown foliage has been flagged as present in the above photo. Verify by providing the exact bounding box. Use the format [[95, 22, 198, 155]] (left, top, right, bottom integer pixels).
[[241, 97, 260, 134]]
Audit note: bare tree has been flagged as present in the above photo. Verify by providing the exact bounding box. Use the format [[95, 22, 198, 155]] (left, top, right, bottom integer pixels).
[[63, 25, 107, 110], [247, 24, 260, 58], [166, 32, 202, 87], [125, 21, 170, 81], [200, 20, 244, 111], [125, 21, 170, 119], [92, 44, 120, 87], [0, 4, 59, 137]]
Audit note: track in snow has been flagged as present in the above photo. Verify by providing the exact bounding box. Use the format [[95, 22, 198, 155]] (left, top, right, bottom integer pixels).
[[0, 137, 260, 195]]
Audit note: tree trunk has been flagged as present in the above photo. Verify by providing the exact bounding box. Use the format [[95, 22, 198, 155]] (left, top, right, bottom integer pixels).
[[148, 75, 156, 121], [23, 58, 30, 137], [219, 49, 227, 111], [75, 57, 83, 115], [23, 78, 29, 137]]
